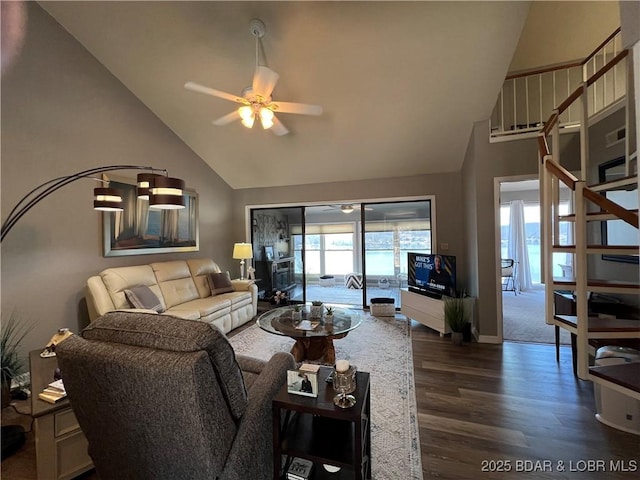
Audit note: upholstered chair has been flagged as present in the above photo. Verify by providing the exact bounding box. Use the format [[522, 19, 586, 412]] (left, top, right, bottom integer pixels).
[[56, 311, 295, 480]]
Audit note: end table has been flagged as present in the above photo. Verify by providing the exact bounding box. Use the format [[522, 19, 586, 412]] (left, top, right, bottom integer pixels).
[[272, 366, 371, 479]]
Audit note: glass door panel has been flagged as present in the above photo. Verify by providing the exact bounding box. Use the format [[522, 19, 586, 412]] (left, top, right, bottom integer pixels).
[[362, 201, 433, 309], [251, 207, 304, 303]]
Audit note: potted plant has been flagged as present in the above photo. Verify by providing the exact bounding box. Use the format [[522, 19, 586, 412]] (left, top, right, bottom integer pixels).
[[443, 295, 467, 345], [310, 300, 324, 318], [292, 304, 303, 321], [324, 306, 334, 324], [1, 314, 33, 408]]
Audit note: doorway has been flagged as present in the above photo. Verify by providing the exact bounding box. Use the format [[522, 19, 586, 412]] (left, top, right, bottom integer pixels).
[[497, 177, 571, 344]]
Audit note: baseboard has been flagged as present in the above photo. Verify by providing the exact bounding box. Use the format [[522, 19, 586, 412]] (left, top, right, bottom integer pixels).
[[478, 335, 501, 344]]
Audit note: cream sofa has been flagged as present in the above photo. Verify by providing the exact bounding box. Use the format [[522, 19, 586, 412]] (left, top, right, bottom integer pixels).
[[86, 258, 258, 334]]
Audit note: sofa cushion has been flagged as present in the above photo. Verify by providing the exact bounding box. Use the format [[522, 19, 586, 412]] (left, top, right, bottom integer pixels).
[[100, 265, 165, 311], [124, 286, 165, 313], [170, 297, 231, 319], [208, 272, 234, 296], [151, 261, 200, 309], [187, 259, 222, 299], [82, 311, 248, 420]]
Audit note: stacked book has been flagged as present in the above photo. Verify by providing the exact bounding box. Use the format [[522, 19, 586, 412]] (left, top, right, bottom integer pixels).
[[38, 379, 67, 404], [287, 457, 313, 480]]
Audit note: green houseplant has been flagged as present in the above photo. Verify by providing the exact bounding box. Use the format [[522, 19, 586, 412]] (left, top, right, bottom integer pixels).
[[1, 314, 33, 408], [443, 295, 467, 345]]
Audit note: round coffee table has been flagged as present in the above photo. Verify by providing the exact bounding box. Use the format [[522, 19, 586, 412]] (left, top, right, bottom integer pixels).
[[256, 305, 363, 364]]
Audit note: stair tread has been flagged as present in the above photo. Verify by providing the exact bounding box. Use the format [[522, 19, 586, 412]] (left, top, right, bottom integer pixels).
[[554, 314, 640, 332], [552, 244, 638, 250], [552, 278, 639, 288], [588, 174, 638, 191], [590, 363, 640, 394], [559, 209, 639, 220]]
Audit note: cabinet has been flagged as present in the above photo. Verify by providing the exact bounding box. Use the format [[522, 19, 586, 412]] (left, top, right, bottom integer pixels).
[[30, 351, 93, 480], [401, 289, 449, 336], [272, 366, 371, 479]]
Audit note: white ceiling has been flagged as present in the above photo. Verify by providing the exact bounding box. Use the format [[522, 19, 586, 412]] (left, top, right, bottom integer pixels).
[[37, 1, 615, 190]]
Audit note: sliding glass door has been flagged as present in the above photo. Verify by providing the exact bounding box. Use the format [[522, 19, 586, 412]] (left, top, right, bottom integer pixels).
[[250, 199, 433, 309]]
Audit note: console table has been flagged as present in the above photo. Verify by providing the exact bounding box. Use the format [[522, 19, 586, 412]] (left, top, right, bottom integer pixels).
[[29, 351, 93, 480], [272, 366, 371, 479]]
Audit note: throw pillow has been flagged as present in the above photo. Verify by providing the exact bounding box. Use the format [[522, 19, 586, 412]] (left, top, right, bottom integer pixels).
[[208, 272, 234, 296], [124, 285, 164, 313]]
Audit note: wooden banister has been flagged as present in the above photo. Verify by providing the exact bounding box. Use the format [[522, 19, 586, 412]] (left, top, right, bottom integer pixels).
[[582, 27, 622, 65], [583, 188, 639, 228], [557, 85, 585, 116], [587, 50, 628, 87], [541, 111, 559, 136], [505, 61, 582, 81], [545, 159, 578, 190], [537, 134, 550, 159]]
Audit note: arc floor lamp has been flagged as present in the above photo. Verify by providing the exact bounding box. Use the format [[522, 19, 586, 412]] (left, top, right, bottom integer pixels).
[[1, 165, 186, 242]]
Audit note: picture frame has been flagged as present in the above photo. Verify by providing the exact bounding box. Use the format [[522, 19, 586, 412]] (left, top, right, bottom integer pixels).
[[287, 369, 318, 398], [102, 174, 199, 257], [264, 245, 274, 261]]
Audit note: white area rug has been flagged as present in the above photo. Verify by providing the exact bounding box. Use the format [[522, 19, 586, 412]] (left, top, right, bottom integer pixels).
[[229, 314, 423, 480]]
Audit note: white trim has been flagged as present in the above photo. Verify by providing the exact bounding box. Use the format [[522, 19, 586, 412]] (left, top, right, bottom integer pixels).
[[478, 335, 502, 344]]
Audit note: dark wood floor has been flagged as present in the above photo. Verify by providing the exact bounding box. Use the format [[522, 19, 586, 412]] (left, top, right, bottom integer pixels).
[[411, 321, 639, 479], [2, 321, 638, 479]]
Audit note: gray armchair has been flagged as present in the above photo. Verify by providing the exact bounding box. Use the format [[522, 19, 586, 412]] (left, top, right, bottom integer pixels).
[[56, 311, 295, 480]]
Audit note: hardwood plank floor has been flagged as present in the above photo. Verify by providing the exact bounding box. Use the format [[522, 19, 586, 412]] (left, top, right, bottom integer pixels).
[[2, 320, 638, 479], [411, 321, 639, 479]]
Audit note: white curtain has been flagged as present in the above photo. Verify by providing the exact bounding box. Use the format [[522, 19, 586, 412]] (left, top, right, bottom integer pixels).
[[507, 200, 532, 291]]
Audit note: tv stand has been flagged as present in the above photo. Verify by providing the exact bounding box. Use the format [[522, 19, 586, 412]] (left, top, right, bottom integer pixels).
[[401, 288, 449, 336]]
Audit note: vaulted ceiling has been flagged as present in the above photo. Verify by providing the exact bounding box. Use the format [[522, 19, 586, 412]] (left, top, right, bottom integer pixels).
[[38, 1, 618, 189]]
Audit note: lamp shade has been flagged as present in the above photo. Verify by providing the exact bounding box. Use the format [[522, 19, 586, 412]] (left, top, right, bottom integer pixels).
[[137, 173, 162, 200], [232, 242, 253, 259], [149, 176, 185, 210], [93, 187, 123, 211]]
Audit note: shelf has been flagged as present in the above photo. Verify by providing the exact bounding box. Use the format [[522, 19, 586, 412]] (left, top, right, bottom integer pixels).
[[282, 413, 355, 466]]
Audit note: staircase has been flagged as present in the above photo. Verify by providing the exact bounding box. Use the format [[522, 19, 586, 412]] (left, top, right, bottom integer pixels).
[[534, 32, 639, 400]]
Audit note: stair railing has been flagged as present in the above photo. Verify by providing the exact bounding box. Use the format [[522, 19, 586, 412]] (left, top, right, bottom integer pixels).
[[538, 43, 637, 380], [492, 28, 624, 139]]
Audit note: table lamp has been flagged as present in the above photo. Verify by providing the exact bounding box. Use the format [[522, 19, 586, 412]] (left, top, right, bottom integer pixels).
[[233, 242, 253, 280]]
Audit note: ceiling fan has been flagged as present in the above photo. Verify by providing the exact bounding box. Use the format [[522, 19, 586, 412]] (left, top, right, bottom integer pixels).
[[184, 19, 322, 136], [324, 204, 373, 214]]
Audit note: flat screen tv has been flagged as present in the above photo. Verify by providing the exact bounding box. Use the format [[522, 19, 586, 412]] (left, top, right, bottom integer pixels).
[[407, 252, 456, 299]]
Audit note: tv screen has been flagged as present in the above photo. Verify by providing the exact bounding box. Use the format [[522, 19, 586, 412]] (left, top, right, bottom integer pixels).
[[407, 253, 456, 298]]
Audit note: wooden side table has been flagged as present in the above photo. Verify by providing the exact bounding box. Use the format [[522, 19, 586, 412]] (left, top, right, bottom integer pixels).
[[29, 350, 93, 480], [272, 366, 371, 480]]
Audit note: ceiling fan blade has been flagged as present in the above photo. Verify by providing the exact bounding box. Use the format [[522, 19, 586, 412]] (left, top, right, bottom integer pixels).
[[271, 101, 323, 116], [212, 110, 241, 126], [252, 66, 279, 99], [271, 116, 289, 136], [184, 81, 245, 103]]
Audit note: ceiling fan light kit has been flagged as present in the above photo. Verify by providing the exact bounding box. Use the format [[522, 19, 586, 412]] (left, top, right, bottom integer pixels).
[[184, 18, 322, 136]]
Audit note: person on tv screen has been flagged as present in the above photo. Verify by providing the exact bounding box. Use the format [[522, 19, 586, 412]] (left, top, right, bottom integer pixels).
[[428, 255, 451, 290]]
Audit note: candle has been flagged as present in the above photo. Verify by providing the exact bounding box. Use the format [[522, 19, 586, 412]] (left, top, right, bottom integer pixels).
[[336, 360, 350, 372]]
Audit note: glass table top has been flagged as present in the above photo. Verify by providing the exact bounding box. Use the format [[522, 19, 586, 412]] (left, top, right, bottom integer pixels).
[[257, 305, 363, 338]]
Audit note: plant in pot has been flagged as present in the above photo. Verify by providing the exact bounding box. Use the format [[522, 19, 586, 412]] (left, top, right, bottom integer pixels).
[[310, 300, 324, 318], [443, 295, 467, 346], [292, 304, 303, 322], [324, 306, 334, 324], [1, 314, 33, 408]]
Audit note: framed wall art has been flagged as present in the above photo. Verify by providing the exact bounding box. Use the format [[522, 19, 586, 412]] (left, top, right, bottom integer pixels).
[[102, 175, 199, 257]]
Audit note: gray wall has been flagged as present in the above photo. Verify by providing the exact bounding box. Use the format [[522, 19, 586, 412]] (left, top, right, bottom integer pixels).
[[233, 172, 466, 279], [1, 3, 234, 353], [462, 120, 581, 337]]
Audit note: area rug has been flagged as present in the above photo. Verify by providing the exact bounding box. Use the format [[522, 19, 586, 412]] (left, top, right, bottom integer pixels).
[[229, 313, 424, 480]]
